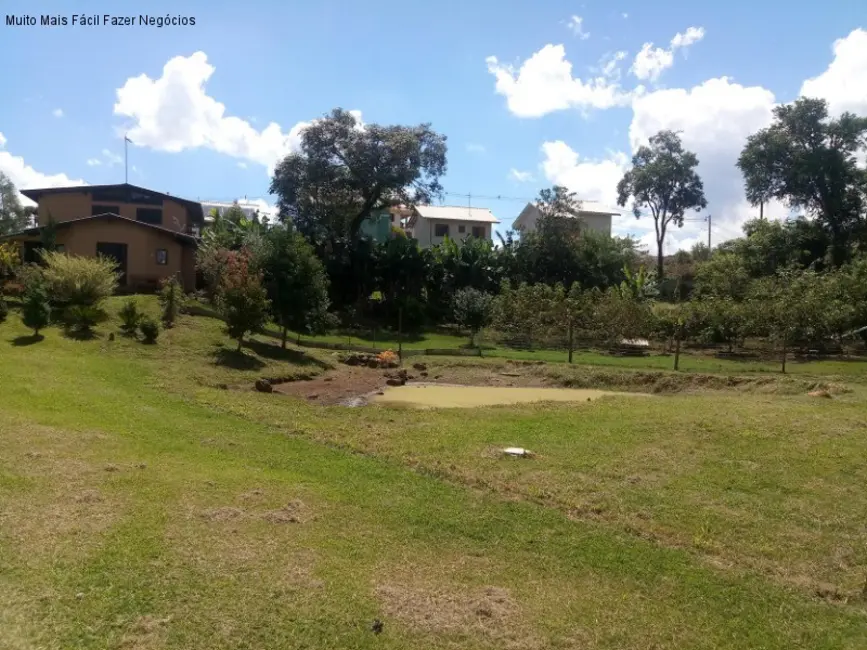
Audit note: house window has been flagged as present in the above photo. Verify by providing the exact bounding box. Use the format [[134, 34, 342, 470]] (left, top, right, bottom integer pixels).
[[156, 249, 168, 265], [92, 204, 120, 216], [458, 225, 466, 234], [472, 226, 486, 238], [434, 223, 449, 238], [137, 208, 163, 225]]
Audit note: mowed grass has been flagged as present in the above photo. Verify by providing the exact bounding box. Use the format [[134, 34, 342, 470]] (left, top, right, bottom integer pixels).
[[1, 296, 866, 649]]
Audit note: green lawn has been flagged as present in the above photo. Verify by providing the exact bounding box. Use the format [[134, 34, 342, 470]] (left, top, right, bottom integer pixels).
[[1, 296, 866, 649]]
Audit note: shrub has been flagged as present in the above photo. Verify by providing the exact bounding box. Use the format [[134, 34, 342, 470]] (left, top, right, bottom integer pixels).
[[0, 242, 21, 279], [118, 298, 142, 336], [0, 294, 8, 324], [452, 287, 494, 346], [63, 304, 108, 335], [216, 249, 270, 351], [158, 275, 183, 328], [21, 285, 51, 336], [41, 251, 118, 308], [139, 317, 160, 344]]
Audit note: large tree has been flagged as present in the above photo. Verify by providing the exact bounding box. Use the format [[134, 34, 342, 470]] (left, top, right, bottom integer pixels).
[[269, 108, 447, 242], [0, 172, 30, 235], [737, 98, 867, 266], [616, 130, 707, 281]]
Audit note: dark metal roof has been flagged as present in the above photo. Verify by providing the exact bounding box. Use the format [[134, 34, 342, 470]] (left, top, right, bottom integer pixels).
[[1, 213, 198, 246], [20, 183, 205, 224]]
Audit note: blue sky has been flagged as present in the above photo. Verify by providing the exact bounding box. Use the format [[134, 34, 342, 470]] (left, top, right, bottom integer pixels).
[[1, 0, 865, 251]]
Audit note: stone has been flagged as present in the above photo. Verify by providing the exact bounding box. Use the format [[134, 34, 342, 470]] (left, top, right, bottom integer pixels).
[[412, 362, 427, 371], [255, 379, 273, 393], [385, 378, 404, 387]]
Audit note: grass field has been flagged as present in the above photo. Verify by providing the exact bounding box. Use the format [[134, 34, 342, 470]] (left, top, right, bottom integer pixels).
[[298, 326, 867, 377], [1, 296, 866, 649]]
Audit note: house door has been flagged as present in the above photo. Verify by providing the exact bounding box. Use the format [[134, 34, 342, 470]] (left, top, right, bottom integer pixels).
[[96, 242, 128, 285]]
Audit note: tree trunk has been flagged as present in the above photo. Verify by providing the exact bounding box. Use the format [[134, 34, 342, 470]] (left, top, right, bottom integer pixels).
[[568, 321, 574, 364], [781, 339, 787, 374], [656, 242, 665, 286], [281, 325, 287, 349], [237, 337, 243, 352], [674, 325, 682, 371]]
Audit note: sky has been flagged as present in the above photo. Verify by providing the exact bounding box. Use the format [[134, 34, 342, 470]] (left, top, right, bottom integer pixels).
[[1, 0, 865, 253]]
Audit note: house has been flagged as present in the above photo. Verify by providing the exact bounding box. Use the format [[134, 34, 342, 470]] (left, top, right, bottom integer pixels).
[[201, 199, 277, 224], [512, 201, 621, 236], [405, 205, 500, 248], [3, 183, 203, 292]]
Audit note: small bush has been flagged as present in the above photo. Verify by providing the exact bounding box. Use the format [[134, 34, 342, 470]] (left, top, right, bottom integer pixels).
[[0, 295, 8, 324], [42, 251, 119, 308], [119, 298, 143, 336], [158, 275, 183, 328], [63, 304, 108, 335], [139, 317, 160, 344], [21, 286, 51, 335]]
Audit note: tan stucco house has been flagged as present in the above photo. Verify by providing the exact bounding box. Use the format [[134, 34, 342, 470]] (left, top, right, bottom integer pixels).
[[513, 201, 621, 237], [3, 183, 203, 291], [405, 205, 500, 248]]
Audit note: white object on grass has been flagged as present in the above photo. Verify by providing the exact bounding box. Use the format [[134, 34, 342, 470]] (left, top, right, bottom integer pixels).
[[502, 447, 533, 457]]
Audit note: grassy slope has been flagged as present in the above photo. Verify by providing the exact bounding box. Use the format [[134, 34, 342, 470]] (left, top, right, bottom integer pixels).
[[1, 297, 866, 649]]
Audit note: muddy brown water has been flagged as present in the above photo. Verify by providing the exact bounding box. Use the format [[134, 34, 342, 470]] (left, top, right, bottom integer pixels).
[[370, 384, 653, 408]]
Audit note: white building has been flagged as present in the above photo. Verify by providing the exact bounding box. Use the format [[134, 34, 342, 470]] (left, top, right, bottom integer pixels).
[[201, 200, 278, 224], [512, 201, 621, 236], [405, 205, 500, 248]]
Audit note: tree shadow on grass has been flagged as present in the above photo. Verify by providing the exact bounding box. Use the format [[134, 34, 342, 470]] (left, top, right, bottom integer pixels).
[[10, 334, 44, 346], [242, 338, 332, 370], [211, 346, 267, 371]]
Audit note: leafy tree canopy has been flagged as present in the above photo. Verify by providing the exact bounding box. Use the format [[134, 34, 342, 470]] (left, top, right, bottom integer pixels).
[[270, 109, 447, 242], [617, 130, 707, 281]]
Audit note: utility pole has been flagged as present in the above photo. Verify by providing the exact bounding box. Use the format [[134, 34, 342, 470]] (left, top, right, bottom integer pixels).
[[706, 214, 712, 251]]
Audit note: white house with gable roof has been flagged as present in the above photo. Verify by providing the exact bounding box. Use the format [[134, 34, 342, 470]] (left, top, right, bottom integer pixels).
[[512, 201, 621, 236], [405, 205, 500, 248]]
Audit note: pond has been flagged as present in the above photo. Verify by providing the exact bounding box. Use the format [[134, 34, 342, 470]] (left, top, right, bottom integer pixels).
[[371, 384, 652, 408]]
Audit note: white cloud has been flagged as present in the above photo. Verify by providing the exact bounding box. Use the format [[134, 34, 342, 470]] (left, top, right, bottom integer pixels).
[[102, 149, 122, 166], [541, 140, 628, 207], [800, 28, 867, 116], [631, 26, 705, 82], [466, 142, 486, 154], [671, 26, 705, 49], [52, 108, 64, 118], [237, 161, 248, 169], [0, 132, 86, 205], [599, 50, 629, 80], [622, 12, 629, 19], [508, 168, 535, 182], [86, 158, 101, 166], [538, 76, 789, 251], [113, 51, 316, 172], [567, 15, 590, 40], [486, 44, 633, 118], [631, 44, 674, 83]]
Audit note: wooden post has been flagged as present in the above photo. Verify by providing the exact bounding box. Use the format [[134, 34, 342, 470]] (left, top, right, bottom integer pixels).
[[568, 320, 574, 364]]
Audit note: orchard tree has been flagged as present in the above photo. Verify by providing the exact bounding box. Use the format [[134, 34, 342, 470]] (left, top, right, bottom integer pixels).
[[216, 249, 271, 352], [262, 226, 332, 348], [270, 108, 447, 242], [452, 287, 494, 347], [737, 98, 867, 266], [617, 130, 708, 281]]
